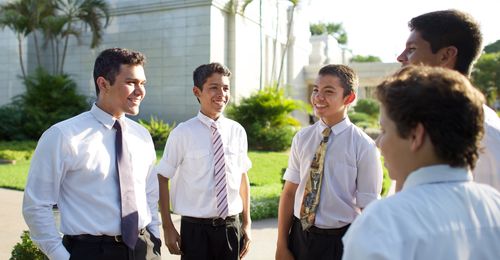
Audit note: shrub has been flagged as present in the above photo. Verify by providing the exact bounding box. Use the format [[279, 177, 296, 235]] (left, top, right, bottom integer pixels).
[[226, 87, 305, 151], [14, 68, 88, 140], [10, 231, 47, 260], [353, 98, 379, 117], [348, 111, 378, 129], [138, 116, 176, 150], [0, 102, 27, 140]]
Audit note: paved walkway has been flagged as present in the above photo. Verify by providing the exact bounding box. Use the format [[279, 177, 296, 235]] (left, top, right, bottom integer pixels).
[[0, 188, 277, 259]]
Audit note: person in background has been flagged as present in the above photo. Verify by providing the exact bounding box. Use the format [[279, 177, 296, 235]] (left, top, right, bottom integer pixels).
[[157, 62, 252, 260], [276, 64, 383, 260], [23, 48, 161, 259], [342, 65, 500, 260], [397, 9, 500, 191]]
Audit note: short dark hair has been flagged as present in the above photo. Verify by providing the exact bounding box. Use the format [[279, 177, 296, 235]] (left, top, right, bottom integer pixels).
[[409, 9, 483, 76], [318, 64, 358, 97], [193, 62, 231, 90], [93, 48, 146, 96], [376, 66, 484, 169]]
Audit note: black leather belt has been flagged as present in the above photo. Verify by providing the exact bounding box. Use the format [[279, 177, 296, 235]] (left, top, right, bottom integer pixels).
[[65, 228, 146, 243], [182, 215, 238, 227], [308, 224, 350, 235]]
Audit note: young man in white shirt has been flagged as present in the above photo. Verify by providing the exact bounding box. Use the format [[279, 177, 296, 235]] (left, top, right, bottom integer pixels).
[[397, 9, 500, 191], [157, 62, 252, 260], [22, 48, 161, 259], [276, 64, 383, 260], [342, 66, 500, 260]]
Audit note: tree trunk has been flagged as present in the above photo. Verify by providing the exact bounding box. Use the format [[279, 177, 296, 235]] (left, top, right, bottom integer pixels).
[[60, 34, 70, 75], [276, 5, 295, 90], [17, 34, 27, 81], [269, 1, 280, 87], [33, 31, 42, 68]]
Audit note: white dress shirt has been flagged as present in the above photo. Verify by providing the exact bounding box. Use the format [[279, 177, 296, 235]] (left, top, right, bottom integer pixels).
[[342, 165, 500, 260], [474, 105, 500, 191], [283, 118, 383, 229], [22, 104, 160, 260], [156, 112, 252, 218]]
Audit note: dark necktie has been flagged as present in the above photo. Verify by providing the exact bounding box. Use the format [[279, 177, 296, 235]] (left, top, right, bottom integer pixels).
[[114, 119, 139, 249], [300, 127, 331, 230], [211, 122, 229, 218]]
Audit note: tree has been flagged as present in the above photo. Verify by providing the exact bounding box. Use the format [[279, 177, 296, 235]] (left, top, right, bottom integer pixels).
[[54, 0, 110, 74], [472, 52, 500, 105], [484, 39, 500, 54], [0, 0, 55, 79], [350, 55, 382, 63], [309, 22, 348, 45]]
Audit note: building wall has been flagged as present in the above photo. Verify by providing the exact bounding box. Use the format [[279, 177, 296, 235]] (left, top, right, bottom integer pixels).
[[0, 0, 304, 124]]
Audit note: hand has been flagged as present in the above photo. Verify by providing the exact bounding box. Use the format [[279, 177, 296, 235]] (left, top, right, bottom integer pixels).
[[164, 226, 182, 255], [275, 245, 294, 260], [239, 224, 252, 258]]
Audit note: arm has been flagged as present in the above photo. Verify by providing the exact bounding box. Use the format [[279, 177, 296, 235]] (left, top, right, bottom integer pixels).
[[275, 181, 298, 260], [22, 127, 70, 260], [145, 161, 161, 238], [356, 142, 384, 209], [158, 175, 182, 255], [239, 172, 252, 258]]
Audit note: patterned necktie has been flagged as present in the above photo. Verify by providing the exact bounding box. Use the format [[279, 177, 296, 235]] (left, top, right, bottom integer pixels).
[[211, 122, 229, 219], [114, 120, 139, 249], [300, 127, 332, 230]]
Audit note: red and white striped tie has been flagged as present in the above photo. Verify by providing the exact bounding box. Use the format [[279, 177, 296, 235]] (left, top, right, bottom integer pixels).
[[211, 122, 229, 219]]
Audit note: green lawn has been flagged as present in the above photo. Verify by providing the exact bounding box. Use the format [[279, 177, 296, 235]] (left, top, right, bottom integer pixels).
[[0, 141, 390, 220]]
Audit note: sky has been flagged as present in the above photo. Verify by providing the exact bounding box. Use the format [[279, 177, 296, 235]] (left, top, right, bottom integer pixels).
[[306, 0, 499, 62]]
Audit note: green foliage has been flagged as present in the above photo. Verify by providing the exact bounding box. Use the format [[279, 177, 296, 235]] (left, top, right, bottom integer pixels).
[[0, 102, 27, 140], [472, 52, 500, 106], [139, 116, 176, 150], [354, 99, 380, 117], [309, 22, 348, 45], [348, 112, 378, 129], [484, 39, 500, 53], [13, 68, 88, 140], [10, 230, 47, 260], [226, 87, 305, 151], [350, 55, 382, 63]]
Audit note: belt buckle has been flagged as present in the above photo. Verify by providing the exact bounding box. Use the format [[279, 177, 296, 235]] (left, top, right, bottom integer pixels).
[[212, 218, 225, 226], [114, 235, 122, 242]]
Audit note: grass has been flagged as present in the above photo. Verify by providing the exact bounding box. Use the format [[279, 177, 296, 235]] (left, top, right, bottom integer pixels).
[[0, 141, 391, 220]]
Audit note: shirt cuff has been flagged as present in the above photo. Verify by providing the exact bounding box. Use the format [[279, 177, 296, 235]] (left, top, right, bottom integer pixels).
[[283, 168, 300, 184], [155, 160, 176, 179], [47, 244, 70, 260], [356, 192, 380, 209]]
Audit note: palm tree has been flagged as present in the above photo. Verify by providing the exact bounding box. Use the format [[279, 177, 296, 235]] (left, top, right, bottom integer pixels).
[[56, 0, 110, 74], [0, 0, 55, 79]]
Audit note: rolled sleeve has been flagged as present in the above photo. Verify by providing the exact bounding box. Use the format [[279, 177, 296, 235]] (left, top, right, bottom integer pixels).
[[156, 128, 183, 179], [283, 133, 301, 184]]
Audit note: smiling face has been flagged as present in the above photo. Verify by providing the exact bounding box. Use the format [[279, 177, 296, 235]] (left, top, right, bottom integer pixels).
[[96, 64, 146, 118], [194, 73, 230, 120], [311, 74, 354, 126], [397, 30, 442, 68]]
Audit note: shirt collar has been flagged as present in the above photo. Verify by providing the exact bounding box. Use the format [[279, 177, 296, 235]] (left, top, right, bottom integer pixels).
[[317, 117, 351, 136], [90, 103, 123, 130], [402, 165, 472, 190], [197, 111, 226, 128]]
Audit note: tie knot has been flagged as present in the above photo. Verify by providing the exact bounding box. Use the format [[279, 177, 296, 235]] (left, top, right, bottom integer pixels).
[[322, 127, 331, 138], [113, 120, 122, 131]]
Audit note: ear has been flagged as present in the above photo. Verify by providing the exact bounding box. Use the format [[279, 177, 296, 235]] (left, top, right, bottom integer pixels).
[[96, 76, 109, 94], [344, 92, 356, 105], [409, 122, 426, 152], [438, 46, 458, 69], [192, 86, 201, 97]]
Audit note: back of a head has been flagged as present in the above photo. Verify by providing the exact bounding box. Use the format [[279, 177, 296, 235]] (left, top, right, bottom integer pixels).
[[93, 48, 146, 96], [409, 9, 483, 76], [193, 62, 231, 90], [318, 64, 359, 96], [376, 66, 484, 169]]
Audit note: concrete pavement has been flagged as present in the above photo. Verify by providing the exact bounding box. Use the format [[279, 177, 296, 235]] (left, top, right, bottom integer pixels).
[[0, 188, 277, 259]]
